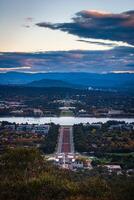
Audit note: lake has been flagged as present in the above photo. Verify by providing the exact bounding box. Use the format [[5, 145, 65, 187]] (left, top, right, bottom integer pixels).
[[0, 117, 133, 125]]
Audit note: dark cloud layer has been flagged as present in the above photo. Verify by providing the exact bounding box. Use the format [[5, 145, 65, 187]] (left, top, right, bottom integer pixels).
[[36, 10, 134, 45], [0, 47, 134, 73]]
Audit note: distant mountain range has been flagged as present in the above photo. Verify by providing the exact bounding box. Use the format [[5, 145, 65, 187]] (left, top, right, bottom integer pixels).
[[27, 79, 83, 89], [0, 72, 134, 91]]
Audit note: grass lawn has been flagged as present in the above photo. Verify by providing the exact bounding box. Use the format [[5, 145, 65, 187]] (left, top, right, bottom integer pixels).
[[60, 110, 74, 117]]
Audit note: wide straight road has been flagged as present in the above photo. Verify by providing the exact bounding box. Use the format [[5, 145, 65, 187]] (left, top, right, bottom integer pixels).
[[57, 125, 74, 155], [61, 127, 71, 153]]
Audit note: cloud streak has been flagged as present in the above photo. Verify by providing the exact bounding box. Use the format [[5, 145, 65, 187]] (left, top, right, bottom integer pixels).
[[36, 10, 134, 45], [23, 17, 34, 28], [0, 66, 31, 71], [0, 46, 134, 73], [77, 39, 115, 47]]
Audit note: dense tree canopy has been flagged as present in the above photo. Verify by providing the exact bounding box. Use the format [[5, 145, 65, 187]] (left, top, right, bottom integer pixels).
[[0, 148, 134, 200]]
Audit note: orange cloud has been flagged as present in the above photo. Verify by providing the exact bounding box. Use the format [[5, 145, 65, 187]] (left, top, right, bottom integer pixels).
[[36, 10, 134, 45], [68, 53, 84, 59]]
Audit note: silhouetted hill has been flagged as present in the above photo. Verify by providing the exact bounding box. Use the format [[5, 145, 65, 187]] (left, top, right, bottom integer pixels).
[[27, 79, 83, 88], [0, 72, 134, 91]]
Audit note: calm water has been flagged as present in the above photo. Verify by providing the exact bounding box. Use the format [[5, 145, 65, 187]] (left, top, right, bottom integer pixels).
[[0, 117, 133, 125]]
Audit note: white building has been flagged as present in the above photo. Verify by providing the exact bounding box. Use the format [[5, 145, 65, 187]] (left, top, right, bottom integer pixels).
[[108, 110, 123, 115], [32, 124, 50, 134], [103, 165, 121, 173]]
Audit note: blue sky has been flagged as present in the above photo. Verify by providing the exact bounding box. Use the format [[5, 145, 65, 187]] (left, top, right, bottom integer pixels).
[[0, 0, 134, 52], [0, 0, 134, 73]]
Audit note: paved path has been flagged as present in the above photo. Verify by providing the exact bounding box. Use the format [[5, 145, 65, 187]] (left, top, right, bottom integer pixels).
[[56, 126, 75, 167], [61, 126, 72, 153]]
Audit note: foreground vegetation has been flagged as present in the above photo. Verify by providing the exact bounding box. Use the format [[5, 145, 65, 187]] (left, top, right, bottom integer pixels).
[[40, 124, 59, 154], [73, 122, 134, 169], [0, 148, 134, 200]]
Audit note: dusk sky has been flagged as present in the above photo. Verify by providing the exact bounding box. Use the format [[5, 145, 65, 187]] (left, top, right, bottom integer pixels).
[[0, 0, 134, 73]]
